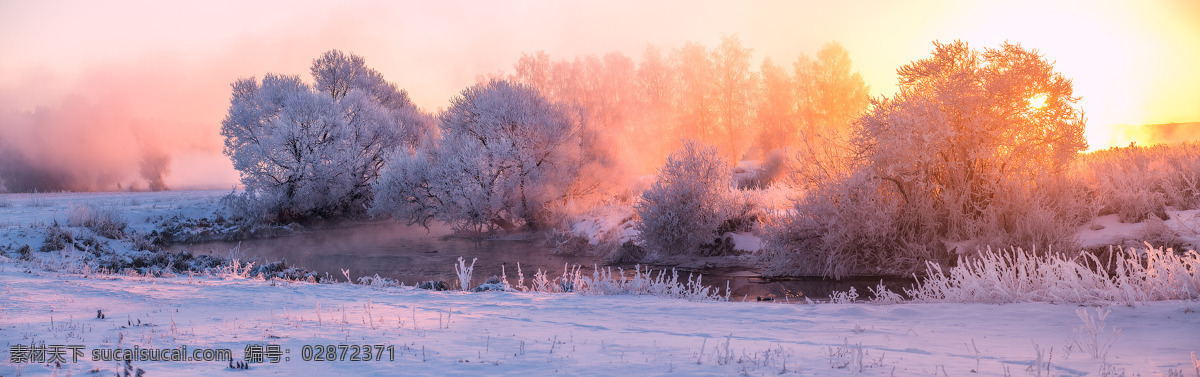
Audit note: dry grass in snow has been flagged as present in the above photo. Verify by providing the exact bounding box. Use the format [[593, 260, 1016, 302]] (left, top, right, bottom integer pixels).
[[905, 244, 1200, 305]]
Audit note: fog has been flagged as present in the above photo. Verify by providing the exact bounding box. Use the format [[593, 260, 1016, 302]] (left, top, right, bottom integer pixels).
[[1, 0, 1197, 192], [1097, 122, 1200, 150], [0, 57, 237, 191]]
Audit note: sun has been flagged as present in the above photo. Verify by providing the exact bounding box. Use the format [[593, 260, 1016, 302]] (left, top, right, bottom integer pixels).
[[1028, 94, 1048, 110]]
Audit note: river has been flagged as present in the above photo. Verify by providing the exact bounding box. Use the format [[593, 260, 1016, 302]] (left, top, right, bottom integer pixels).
[[171, 222, 913, 301]]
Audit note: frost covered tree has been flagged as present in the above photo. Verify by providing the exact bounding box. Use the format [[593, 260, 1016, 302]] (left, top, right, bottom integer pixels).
[[310, 50, 435, 156], [221, 50, 431, 221], [672, 42, 716, 145], [637, 44, 677, 156], [635, 141, 735, 257], [755, 57, 795, 156], [796, 42, 869, 149], [372, 79, 593, 232], [853, 40, 1087, 239], [513, 51, 553, 96], [766, 41, 1088, 278], [790, 42, 869, 185], [712, 35, 757, 161]]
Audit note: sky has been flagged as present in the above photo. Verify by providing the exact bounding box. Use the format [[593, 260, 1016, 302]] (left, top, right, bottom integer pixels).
[[1, 0, 1197, 190]]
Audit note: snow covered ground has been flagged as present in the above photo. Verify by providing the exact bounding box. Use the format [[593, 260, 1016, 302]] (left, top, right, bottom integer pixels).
[[1078, 210, 1200, 251], [0, 190, 227, 233], [1, 191, 1199, 376], [3, 263, 1198, 376]]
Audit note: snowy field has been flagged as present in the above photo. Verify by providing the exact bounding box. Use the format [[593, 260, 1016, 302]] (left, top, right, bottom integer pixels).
[[2, 191, 1199, 376], [0, 190, 227, 234]]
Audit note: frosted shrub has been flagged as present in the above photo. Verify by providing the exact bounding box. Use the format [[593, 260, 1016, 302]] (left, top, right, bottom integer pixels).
[[762, 169, 932, 278], [218, 189, 277, 224], [635, 141, 735, 257], [471, 276, 512, 292], [972, 175, 1094, 253], [1079, 143, 1200, 222], [868, 281, 905, 304], [570, 265, 729, 301], [1080, 146, 1167, 222], [454, 257, 476, 291], [531, 267, 559, 292], [368, 150, 439, 228], [357, 274, 402, 287], [40, 224, 74, 252], [1161, 144, 1200, 208], [68, 204, 127, 239], [500, 263, 575, 293], [1137, 216, 1189, 251], [829, 286, 858, 304], [1074, 308, 1122, 360], [497, 262, 728, 301], [906, 244, 1200, 304]]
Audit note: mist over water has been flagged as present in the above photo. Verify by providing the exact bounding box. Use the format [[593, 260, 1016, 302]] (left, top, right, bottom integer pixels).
[[177, 222, 591, 285], [171, 222, 913, 300]]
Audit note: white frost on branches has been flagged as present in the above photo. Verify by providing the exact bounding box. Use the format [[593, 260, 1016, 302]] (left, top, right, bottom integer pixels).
[[372, 79, 598, 232], [635, 140, 734, 257], [221, 50, 431, 221]]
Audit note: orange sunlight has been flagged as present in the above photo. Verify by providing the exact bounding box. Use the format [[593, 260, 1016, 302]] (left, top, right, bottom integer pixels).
[[934, 0, 1200, 150], [0, 0, 1197, 190]]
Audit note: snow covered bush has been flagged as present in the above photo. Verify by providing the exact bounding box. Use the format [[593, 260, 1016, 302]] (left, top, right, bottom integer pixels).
[[635, 141, 737, 257], [970, 174, 1094, 254], [68, 204, 127, 239], [1136, 215, 1190, 251], [367, 148, 440, 228], [762, 169, 933, 278], [1078, 142, 1200, 223], [40, 224, 74, 252], [221, 50, 432, 222], [372, 79, 603, 233]]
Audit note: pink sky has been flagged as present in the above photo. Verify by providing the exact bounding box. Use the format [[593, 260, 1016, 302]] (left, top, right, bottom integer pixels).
[[1, 0, 1197, 189]]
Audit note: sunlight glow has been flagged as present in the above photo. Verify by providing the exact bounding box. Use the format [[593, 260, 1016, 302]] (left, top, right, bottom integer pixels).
[[1085, 125, 1119, 151], [0, 1, 1197, 189], [1028, 94, 1047, 110], [940, 0, 1200, 150]]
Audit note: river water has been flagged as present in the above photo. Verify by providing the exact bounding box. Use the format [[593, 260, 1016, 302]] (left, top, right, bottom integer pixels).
[[171, 222, 913, 301]]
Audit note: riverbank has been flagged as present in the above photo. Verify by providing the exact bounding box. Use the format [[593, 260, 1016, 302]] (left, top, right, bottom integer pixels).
[[3, 191, 1200, 376], [2, 258, 1197, 376]]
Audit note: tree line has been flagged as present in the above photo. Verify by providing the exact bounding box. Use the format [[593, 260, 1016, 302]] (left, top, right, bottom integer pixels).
[[506, 35, 869, 171], [221, 40, 1094, 279], [221, 38, 871, 229]]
